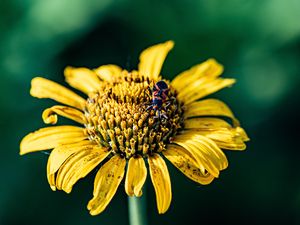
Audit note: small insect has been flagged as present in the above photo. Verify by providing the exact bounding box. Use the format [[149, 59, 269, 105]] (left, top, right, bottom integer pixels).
[[153, 80, 169, 99], [147, 80, 170, 119]]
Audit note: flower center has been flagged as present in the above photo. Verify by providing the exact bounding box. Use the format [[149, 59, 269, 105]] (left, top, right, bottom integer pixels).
[[83, 71, 184, 158]]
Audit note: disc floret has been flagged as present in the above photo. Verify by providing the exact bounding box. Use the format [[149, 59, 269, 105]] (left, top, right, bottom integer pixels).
[[83, 71, 184, 159]]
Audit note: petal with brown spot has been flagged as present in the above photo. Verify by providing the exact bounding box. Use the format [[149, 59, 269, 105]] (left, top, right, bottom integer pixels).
[[163, 144, 214, 185], [87, 155, 126, 216]]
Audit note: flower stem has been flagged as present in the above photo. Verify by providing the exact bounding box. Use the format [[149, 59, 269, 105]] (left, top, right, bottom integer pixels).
[[128, 194, 148, 225]]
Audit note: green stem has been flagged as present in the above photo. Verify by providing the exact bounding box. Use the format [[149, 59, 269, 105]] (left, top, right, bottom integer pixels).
[[128, 194, 148, 225]]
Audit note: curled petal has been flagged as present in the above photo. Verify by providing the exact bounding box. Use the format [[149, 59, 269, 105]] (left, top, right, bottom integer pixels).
[[30, 77, 86, 110], [42, 105, 84, 125], [171, 58, 223, 91], [125, 155, 147, 197], [20, 126, 86, 155], [148, 153, 172, 214], [55, 147, 110, 193], [163, 144, 214, 185], [64, 66, 103, 95], [138, 41, 174, 80], [184, 99, 240, 126], [94, 65, 122, 83], [88, 155, 126, 216]]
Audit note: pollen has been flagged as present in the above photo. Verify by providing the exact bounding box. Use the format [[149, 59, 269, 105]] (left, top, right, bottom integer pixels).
[[83, 71, 184, 158]]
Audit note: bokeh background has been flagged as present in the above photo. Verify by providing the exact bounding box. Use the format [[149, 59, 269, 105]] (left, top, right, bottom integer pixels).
[[1, 0, 300, 224]]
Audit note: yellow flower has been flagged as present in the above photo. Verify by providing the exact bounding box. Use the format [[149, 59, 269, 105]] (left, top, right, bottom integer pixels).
[[20, 41, 249, 215]]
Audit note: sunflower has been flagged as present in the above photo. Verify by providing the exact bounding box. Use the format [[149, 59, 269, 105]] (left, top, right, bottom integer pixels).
[[20, 41, 249, 215]]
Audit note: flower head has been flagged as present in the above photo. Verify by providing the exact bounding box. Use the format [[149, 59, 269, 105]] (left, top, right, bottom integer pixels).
[[20, 41, 249, 215]]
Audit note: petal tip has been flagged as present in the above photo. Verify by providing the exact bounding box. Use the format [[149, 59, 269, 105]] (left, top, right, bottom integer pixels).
[[30, 77, 42, 97], [158, 205, 170, 214], [50, 185, 56, 191], [64, 66, 73, 73], [64, 66, 77, 80], [19, 138, 29, 155], [89, 210, 100, 216], [228, 78, 236, 85], [165, 40, 175, 49], [65, 189, 72, 194], [31, 76, 44, 83], [88, 203, 105, 216], [19, 150, 25, 156]]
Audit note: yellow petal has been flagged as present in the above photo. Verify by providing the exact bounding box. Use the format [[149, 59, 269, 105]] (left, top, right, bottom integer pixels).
[[42, 105, 84, 125], [172, 138, 219, 177], [87, 155, 126, 216], [47, 141, 91, 191], [185, 117, 248, 139], [172, 133, 228, 177], [138, 41, 174, 80], [171, 59, 235, 104], [20, 126, 86, 155], [148, 153, 172, 214], [63, 149, 110, 193], [55, 150, 89, 190], [187, 137, 228, 171], [30, 77, 86, 110], [184, 117, 233, 130], [125, 155, 147, 197], [178, 78, 236, 105], [94, 64, 122, 83], [163, 144, 214, 185], [184, 99, 240, 126], [64, 66, 103, 95], [48, 141, 98, 175], [47, 158, 56, 191], [171, 58, 223, 91], [193, 127, 249, 150], [55, 147, 110, 193], [236, 127, 250, 141]]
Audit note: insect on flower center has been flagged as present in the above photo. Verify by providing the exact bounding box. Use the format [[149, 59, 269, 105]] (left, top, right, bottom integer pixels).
[[83, 71, 184, 159]]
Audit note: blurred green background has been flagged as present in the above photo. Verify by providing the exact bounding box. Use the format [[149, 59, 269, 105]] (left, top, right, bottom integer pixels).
[[1, 0, 300, 224]]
